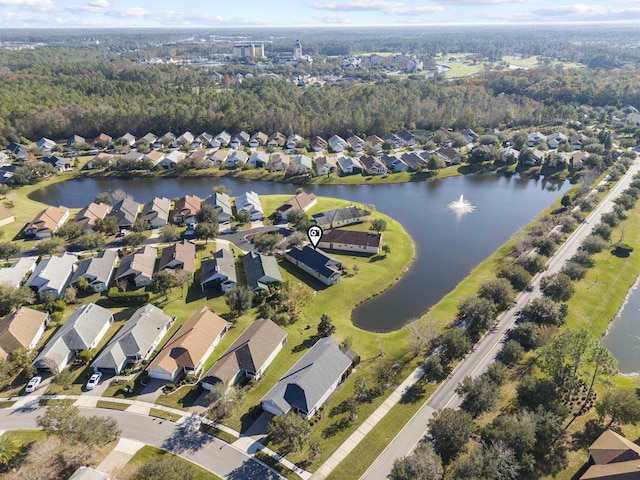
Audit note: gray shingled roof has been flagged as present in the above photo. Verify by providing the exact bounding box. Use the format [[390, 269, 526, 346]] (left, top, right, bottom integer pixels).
[[311, 206, 370, 228], [25, 253, 77, 298], [200, 248, 237, 288], [108, 197, 139, 228], [261, 337, 351, 416], [71, 250, 118, 286], [242, 252, 282, 291], [285, 246, 341, 279]]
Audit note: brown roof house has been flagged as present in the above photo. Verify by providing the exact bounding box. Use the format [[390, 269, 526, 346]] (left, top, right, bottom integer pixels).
[[276, 192, 317, 221], [201, 318, 287, 390], [0, 204, 15, 227], [24, 206, 70, 239], [147, 306, 230, 382], [581, 429, 640, 479], [318, 229, 382, 255], [159, 240, 196, 276], [173, 195, 201, 225], [0, 307, 49, 359], [73, 202, 110, 233]]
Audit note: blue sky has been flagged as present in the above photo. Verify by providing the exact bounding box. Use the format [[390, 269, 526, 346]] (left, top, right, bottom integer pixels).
[[1, 0, 640, 27]]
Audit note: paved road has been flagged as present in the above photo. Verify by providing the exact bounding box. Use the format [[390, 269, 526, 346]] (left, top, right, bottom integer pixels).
[[0, 405, 282, 479], [362, 159, 640, 480]]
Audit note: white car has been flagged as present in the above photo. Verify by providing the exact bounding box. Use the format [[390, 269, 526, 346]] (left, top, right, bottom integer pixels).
[[25, 376, 42, 393], [85, 372, 103, 391]]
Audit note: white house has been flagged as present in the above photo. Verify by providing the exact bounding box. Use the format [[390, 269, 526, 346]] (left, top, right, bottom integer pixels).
[[236, 191, 264, 221]]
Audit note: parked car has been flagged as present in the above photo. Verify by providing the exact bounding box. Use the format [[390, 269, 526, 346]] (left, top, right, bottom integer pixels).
[[25, 376, 42, 393], [85, 372, 103, 391]]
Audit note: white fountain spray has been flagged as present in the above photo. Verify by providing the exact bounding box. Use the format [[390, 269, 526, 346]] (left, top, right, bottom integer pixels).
[[447, 194, 476, 214]]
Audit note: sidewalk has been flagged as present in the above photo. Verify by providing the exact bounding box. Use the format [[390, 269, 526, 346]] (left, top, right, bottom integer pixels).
[[97, 437, 145, 474]]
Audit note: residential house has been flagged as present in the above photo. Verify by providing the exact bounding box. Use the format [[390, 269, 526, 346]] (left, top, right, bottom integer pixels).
[[8, 142, 29, 161], [359, 155, 388, 175], [67, 135, 85, 147], [25, 206, 70, 239], [0, 164, 16, 184], [365, 135, 384, 152], [287, 134, 304, 150], [91, 304, 173, 374], [249, 131, 268, 148], [25, 253, 76, 300], [571, 133, 588, 150], [115, 246, 157, 289], [435, 147, 463, 165], [159, 132, 176, 147], [140, 133, 157, 145], [0, 257, 37, 288], [204, 193, 232, 223], [195, 132, 213, 148], [121, 151, 144, 163], [211, 131, 231, 148], [209, 149, 229, 165], [36, 137, 57, 152], [175, 131, 194, 148], [580, 429, 640, 479], [86, 153, 116, 169], [157, 150, 186, 169], [267, 153, 290, 172], [242, 251, 283, 291], [236, 191, 264, 221], [148, 306, 229, 382], [261, 337, 352, 418], [548, 132, 568, 149], [346, 135, 366, 152], [337, 156, 363, 175], [527, 131, 546, 147], [143, 150, 164, 167], [310, 136, 328, 152], [459, 128, 479, 144], [312, 206, 371, 230], [381, 153, 409, 173], [285, 246, 342, 286], [93, 133, 113, 146], [70, 250, 118, 293], [328, 135, 348, 153], [0, 204, 14, 227], [200, 248, 237, 292], [397, 129, 416, 146], [201, 318, 287, 389], [381, 133, 403, 149], [501, 147, 520, 163], [290, 154, 313, 173], [249, 151, 270, 169], [267, 132, 286, 148], [43, 155, 73, 172], [73, 202, 110, 233], [159, 240, 196, 276], [140, 197, 171, 228], [316, 156, 337, 176], [531, 148, 545, 165], [108, 197, 140, 229], [0, 152, 7, 164], [33, 303, 113, 373], [572, 151, 588, 169], [230, 131, 250, 149], [276, 192, 317, 221], [318, 229, 382, 254], [119, 133, 136, 147], [226, 150, 249, 168], [0, 307, 49, 359], [173, 195, 202, 225]]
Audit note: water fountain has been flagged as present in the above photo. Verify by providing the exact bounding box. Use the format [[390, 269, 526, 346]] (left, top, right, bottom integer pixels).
[[447, 194, 476, 214]]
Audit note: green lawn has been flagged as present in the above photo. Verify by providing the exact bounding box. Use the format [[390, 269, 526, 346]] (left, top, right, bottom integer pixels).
[[96, 400, 129, 411], [149, 407, 181, 422], [127, 445, 223, 480], [502, 55, 540, 68]]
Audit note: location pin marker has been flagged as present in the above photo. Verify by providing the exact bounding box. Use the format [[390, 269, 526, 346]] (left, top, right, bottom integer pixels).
[[307, 225, 323, 249]]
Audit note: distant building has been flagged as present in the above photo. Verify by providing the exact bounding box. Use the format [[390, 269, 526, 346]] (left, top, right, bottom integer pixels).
[[233, 43, 264, 58]]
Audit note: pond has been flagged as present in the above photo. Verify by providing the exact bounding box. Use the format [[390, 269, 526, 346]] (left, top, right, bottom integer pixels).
[[30, 173, 570, 332]]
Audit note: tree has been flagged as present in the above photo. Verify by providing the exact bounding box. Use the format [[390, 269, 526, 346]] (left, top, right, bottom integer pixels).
[[581, 235, 607, 254], [0, 184, 9, 199], [0, 285, 35, 315], [37, 404, 120, 445], [206, 383, 245, 420], [235, 211, 252, 224], [286, 209, 312, 232], [457, 375, 500, 418], [456, 295, 497, 338], [570, 250, 595, 268], [196, 204, 219, 225], [61, 286, 77, 304], [497, 264, 531, 291], [37, 237, 64, 257], [93, 216, 118, 235], [213, 184, 230, 195], [592, 223, 612, 241], [79, 232, 104, 252], [131, 218, 151, 232], [439, 329, 471, 362], [499, 340, 524, 365], [561, 262, 588, 281], [55, 222, 83, 242], [482, 412, 537, 472], [254, 232, 283, 253], [540, 273, 574, 302], [132, 456, 195, 480], [427, 155, 446, 170], [0, 241, 19, 262], [600, 212, 619, 228], [317, 313, 336, 337], [194, 222, 218, 243], [37, 404, 82, 439], [382, 244, 391, 257], [596, 388, 640, 428], [370, 219, 387, 233], [390, 442, 444, 480], [224, 285, 253, 317], [478, 278, 514, 311], [159, 224, 181, 243], [423, 356, 447, 382], [121, 232, 146, 248], [532, 236, 557, 256], [150, 271, 174, 300], [512, 322, 539, 350], [428, 408, 474, 463], [267, 412, 311, 454]]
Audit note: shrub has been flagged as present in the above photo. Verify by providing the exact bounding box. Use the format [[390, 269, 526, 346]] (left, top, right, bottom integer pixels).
[[107, 287, 150, 303]]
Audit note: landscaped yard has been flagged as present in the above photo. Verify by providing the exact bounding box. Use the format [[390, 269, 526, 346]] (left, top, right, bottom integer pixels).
[[126, 445, 223, 480]]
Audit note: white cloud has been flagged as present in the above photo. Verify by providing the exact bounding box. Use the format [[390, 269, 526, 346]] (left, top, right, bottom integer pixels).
[[0, 0, 54, 12], [88, 0, 108, 6], [389, 5, 443, 15], [433, 0, 526, 4], [309, 1, 403, 12], [531, 4, 640, 20], [314, 13, 351, 23]]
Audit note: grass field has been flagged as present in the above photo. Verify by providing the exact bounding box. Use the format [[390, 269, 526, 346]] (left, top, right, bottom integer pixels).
[[503, 55, 540, 68], [127, 445, 223, 480], [96, 399, 130, 411]]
